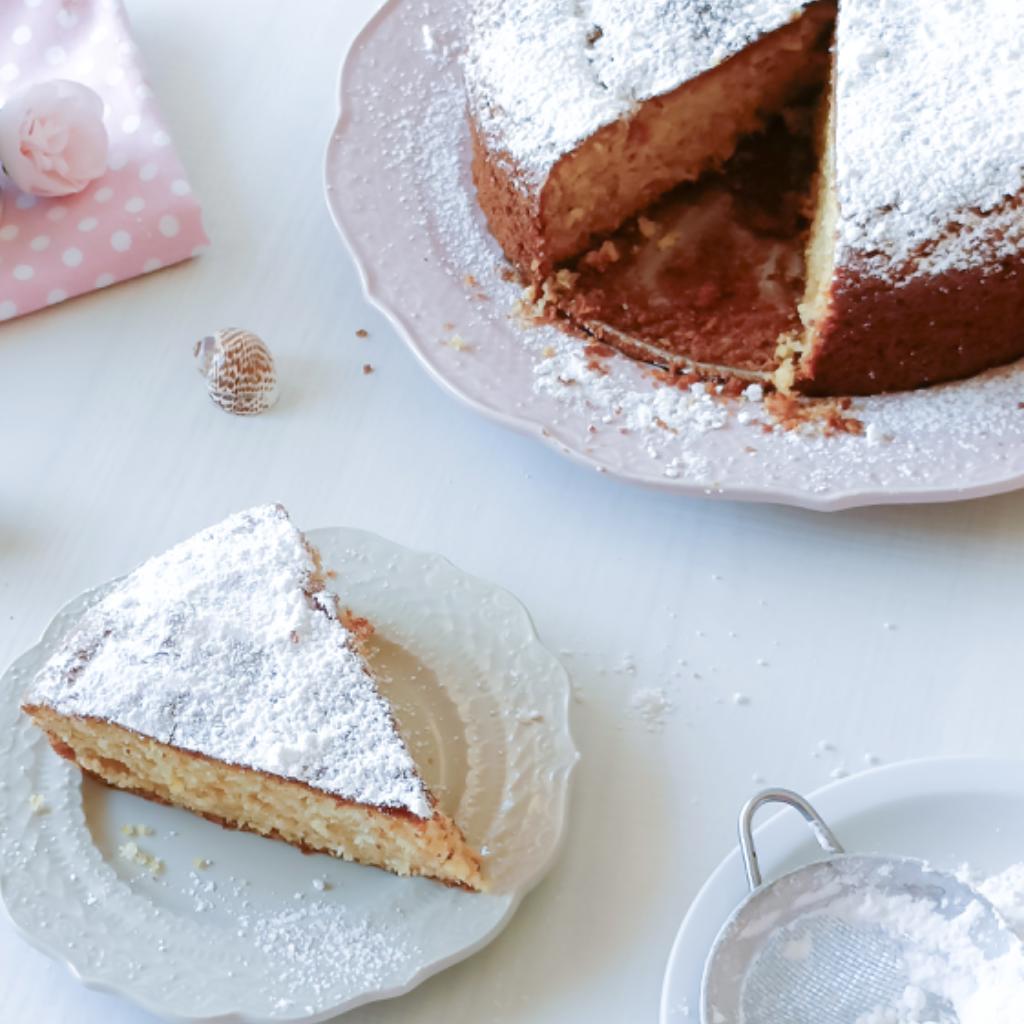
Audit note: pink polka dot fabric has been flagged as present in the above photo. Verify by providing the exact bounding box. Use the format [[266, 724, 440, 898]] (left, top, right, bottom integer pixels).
[[0, 0, 208, 321]]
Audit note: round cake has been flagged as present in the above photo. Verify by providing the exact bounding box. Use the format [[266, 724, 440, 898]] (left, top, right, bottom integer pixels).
[[465, 0, 1024, 397]]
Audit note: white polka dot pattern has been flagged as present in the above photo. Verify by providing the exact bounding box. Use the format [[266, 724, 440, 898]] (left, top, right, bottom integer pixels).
[[0, 0, 208, 320]]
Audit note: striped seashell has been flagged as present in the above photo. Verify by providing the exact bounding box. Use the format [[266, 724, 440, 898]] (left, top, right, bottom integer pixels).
[[194, 328, 280, 416]]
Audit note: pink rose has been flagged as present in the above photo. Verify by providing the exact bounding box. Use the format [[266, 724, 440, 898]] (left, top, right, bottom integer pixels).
[[0, 80, 108, 197]]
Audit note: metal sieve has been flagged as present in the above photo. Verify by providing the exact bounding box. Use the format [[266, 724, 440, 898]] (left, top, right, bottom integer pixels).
[[700, 788, 1017, 1024]]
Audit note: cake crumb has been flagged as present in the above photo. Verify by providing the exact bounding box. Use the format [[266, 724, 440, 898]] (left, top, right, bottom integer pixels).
[[655, 230, 680, 252], [121, 823, 154, 837], [193, 858, 212, 870], [28, 793, 48, 815], [362, 363, 374, 375], [446, 333, 472, 351], [637, 216, 660, 239], [355, 328, 369, 338], [119, 841, 164, 876]]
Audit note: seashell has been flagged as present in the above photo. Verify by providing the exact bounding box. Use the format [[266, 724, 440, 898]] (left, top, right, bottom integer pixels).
[[194, 328, 280, 416]]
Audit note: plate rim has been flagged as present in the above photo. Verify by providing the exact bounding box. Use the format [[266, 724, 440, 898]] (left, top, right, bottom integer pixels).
[[323, 0, 1024, 513], [657, 754, 1024, 1024], [0, 524, 579, 1024]]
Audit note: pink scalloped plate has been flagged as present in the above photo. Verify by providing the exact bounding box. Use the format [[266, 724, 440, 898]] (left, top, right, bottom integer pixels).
[[324, 0, 1024, 511]]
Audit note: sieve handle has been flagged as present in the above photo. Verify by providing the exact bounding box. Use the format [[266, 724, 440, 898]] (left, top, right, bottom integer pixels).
[[739, 788, 845, 890]]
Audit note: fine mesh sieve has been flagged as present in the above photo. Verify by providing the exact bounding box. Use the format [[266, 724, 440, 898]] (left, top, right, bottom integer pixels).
[[700, 789, 1017, 1024]]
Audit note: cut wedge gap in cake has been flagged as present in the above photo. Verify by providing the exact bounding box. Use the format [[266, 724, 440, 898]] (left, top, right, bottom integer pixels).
[[532, 101, 824, 383], [472, 0, 838, 391], [22, 504, 485, 891], [775, 61, 839, 395]]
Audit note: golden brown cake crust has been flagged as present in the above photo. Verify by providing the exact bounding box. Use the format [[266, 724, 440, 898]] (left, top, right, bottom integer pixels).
[[470, 119, 548, 277], [25, 703, 486, 891], [797, 264, 1024, 396]]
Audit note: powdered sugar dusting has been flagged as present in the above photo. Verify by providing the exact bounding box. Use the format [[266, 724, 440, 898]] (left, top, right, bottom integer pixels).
[[630, 687, 674, 730], [241, 902, 419, 1010], [529, 321, 1024, 495], [27, 505, 432, 818], [831, 874, 1024, 1023], [979, 862, 1024, 933], [836, 0, 1024, 278], [465, 0, 810, 187]]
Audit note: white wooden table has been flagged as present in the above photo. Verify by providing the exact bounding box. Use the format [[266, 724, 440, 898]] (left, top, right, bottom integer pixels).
[[3, 2, 1024, 1021]]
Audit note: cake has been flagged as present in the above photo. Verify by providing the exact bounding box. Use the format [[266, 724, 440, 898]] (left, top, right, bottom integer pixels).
[[466, 0, 1024, 397], [22, 505, 485, 891]]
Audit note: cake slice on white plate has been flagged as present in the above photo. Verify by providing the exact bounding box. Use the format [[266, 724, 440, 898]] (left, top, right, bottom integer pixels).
[[23, 504, 485, 891]]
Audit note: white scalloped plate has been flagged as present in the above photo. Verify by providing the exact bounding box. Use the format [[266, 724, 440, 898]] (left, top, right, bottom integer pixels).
[[325, 0, 1024, 511], [0, 527, 578, 1023]]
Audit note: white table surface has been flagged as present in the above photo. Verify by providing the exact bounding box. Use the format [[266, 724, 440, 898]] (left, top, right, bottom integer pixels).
[[3, 2, 1024, 1022]]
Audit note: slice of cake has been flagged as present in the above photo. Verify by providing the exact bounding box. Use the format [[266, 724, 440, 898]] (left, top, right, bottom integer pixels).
[[22, 505, 485, 891]]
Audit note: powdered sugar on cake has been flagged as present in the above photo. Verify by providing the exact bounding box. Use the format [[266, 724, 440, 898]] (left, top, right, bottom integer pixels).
[[835, 0, 1024, 279], [465, 0, 811, 188], [27, 505, 433, 819]]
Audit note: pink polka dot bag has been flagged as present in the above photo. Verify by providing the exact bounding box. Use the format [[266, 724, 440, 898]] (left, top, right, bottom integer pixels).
[[0, 0, 207, 321]]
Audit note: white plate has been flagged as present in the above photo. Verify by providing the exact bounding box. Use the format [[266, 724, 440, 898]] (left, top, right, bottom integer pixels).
[[660, 756, 1024, 1022], [326, 0, 1024, 511], [0, 527, 578, 1023]]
